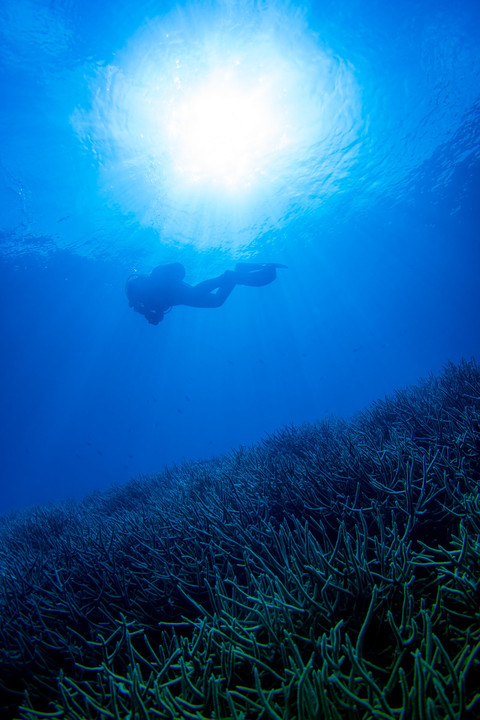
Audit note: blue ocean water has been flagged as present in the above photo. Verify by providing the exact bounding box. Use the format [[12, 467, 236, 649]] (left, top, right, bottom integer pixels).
[[0, 0, 479, 514]]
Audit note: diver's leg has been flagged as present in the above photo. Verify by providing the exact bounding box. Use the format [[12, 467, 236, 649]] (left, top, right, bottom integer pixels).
[[188, 273, 237, 307], [193, 276, 228, 293]]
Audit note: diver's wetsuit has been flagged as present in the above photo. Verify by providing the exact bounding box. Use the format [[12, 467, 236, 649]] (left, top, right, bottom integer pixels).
[[126, 262, 285, 324]]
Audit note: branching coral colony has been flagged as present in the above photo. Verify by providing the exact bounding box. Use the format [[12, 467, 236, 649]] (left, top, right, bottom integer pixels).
[[0, 358, 479, 720]]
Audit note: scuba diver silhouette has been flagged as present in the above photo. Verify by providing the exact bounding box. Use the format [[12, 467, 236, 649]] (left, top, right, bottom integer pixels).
[[126, 262, 287, 324]]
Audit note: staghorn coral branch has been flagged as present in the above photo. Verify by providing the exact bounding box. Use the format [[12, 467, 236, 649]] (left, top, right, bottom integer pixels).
[[0, 359, 479, 719]]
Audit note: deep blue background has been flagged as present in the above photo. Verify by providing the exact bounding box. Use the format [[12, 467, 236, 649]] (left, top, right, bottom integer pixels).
[[1, 0, 479, 513]]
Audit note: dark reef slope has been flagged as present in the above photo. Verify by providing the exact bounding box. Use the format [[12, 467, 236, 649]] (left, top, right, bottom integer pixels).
[[1, 359, 480, 719]]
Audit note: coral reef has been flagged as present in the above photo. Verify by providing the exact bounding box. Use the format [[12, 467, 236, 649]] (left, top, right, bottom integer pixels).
[[1, 359, 479, 719]]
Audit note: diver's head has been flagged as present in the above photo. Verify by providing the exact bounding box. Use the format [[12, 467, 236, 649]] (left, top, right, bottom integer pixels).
[[146, 309, 164, 324], [126, 272, 167, 323], [125, 273, 147, 309]]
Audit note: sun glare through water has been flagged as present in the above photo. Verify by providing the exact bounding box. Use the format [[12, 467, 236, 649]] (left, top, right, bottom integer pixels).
[[73, 2, 362, 251], [169, 72, 283, 189]]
